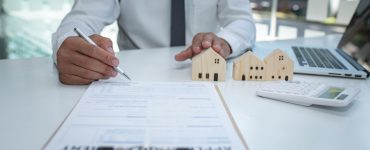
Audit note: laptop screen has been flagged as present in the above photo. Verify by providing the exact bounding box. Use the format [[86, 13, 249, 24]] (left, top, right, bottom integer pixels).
[[338, 0, 370, 72]]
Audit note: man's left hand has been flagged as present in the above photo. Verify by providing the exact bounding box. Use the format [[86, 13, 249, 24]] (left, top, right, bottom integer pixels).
[[175, 32, 231, 61]]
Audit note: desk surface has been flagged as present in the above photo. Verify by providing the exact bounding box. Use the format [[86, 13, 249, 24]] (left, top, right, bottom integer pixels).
[[1, 35, 370, 150]]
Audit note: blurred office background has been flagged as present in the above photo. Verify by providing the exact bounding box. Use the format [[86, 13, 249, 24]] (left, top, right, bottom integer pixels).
[[0, 0, 360, 59]]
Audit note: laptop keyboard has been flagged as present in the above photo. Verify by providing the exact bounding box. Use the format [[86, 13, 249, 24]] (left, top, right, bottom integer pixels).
[[292, 46, 347, 70]]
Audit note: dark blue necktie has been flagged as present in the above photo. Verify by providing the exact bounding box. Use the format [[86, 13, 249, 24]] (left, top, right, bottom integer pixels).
[[170, 0, 185, 46]]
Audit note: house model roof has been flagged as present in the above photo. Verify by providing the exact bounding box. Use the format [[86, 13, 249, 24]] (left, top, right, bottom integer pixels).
[[234, 49, 292, 63], [264, 49, 293, 63], [192, 47, 225, 62]]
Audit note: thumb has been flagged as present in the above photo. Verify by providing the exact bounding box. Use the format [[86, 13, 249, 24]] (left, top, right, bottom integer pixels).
[[175, 47, 193, 61]]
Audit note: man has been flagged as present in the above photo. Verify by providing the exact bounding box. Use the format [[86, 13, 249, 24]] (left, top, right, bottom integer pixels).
[[52, 0, 256, 84]]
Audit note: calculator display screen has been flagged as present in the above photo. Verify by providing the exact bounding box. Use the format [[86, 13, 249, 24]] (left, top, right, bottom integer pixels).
[[318, 87, 344, 99]]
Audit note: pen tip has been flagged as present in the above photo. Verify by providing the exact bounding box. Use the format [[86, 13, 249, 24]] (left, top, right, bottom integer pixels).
[[124, 74, 131, 81], [114, 67, 131, 80]]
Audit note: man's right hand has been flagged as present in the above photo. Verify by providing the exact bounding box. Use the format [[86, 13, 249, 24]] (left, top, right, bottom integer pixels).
[[56, 35, 119, 85]]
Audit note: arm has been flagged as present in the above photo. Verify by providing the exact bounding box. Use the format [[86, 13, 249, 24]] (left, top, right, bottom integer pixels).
[[216, 0, 256, 58], [175, 0, 256, 61]]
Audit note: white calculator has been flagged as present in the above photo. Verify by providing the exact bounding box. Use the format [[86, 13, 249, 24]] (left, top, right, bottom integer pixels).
[[256, 81, 360, 107]]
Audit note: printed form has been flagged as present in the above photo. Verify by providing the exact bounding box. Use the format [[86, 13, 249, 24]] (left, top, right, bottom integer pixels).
[[44, 81, 247, 150]]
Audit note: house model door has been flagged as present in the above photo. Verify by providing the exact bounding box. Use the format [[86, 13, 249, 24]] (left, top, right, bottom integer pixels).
[[214, 73, 218, 81]]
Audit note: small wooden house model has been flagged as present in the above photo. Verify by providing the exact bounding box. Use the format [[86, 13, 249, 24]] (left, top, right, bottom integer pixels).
[[233, 49, 293, 81], [233, 51, 266, 80], [192, 48, 226, 81]]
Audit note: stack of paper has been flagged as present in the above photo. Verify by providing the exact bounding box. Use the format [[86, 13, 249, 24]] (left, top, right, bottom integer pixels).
[[44, 81, 247, 150]]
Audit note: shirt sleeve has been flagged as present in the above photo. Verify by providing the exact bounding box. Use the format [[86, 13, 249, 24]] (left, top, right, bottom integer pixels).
[[216, 0, 256, 58], [51, 0, 121, 64]]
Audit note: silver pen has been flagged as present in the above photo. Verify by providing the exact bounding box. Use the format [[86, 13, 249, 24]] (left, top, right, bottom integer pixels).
[[74, 27, 131, 80]]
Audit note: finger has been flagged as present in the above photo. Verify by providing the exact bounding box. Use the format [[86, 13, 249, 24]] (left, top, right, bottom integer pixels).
[[59, 63, 106, 80], [224, 39, 232, 56], [102, 75, 110, 80], [57, 54, 111, 80], [220, 41, 231, 58], [191, 33, 204, 54], [201, 33, 214, 49], [90, 35, 114, 54], [69, 51, 117, 77], [69, 38, 119, 67], [59, 73, 93, 85], [175, 46, 193, 61], [211, 38, 223, 53]]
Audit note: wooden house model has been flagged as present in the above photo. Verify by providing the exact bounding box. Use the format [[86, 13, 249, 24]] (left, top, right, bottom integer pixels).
[[233, 49, 293, 81], [192, 48, 226, 81]]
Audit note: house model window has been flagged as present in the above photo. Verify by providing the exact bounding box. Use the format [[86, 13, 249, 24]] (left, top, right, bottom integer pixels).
[[214, 58, 220, 64], [279, 55, 284, 61]]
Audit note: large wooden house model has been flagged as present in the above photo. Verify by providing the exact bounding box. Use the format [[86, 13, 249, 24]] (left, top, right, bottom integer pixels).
[[192, 48, 226, 81], [233, 49, 294, 81]]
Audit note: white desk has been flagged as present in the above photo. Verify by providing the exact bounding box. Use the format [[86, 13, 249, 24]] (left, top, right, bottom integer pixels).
[[1, 35, 369, 150]]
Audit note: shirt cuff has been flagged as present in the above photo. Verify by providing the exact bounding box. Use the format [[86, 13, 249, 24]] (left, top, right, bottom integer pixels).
[[217, 32, 245, 59], [51, 22, 95, 64]]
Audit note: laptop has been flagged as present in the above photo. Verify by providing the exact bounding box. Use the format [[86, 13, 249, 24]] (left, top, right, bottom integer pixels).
[[286, 0, 370, 79]]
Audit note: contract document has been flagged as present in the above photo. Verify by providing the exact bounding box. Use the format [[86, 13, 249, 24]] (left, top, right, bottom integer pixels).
[[44, 81, 248, 150]]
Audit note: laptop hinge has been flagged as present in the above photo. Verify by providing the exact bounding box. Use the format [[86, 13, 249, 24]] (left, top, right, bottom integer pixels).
[[336, 49, 368, 75]]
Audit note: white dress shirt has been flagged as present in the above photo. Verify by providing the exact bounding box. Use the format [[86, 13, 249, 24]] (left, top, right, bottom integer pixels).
[[52, 0, 256, 61]]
